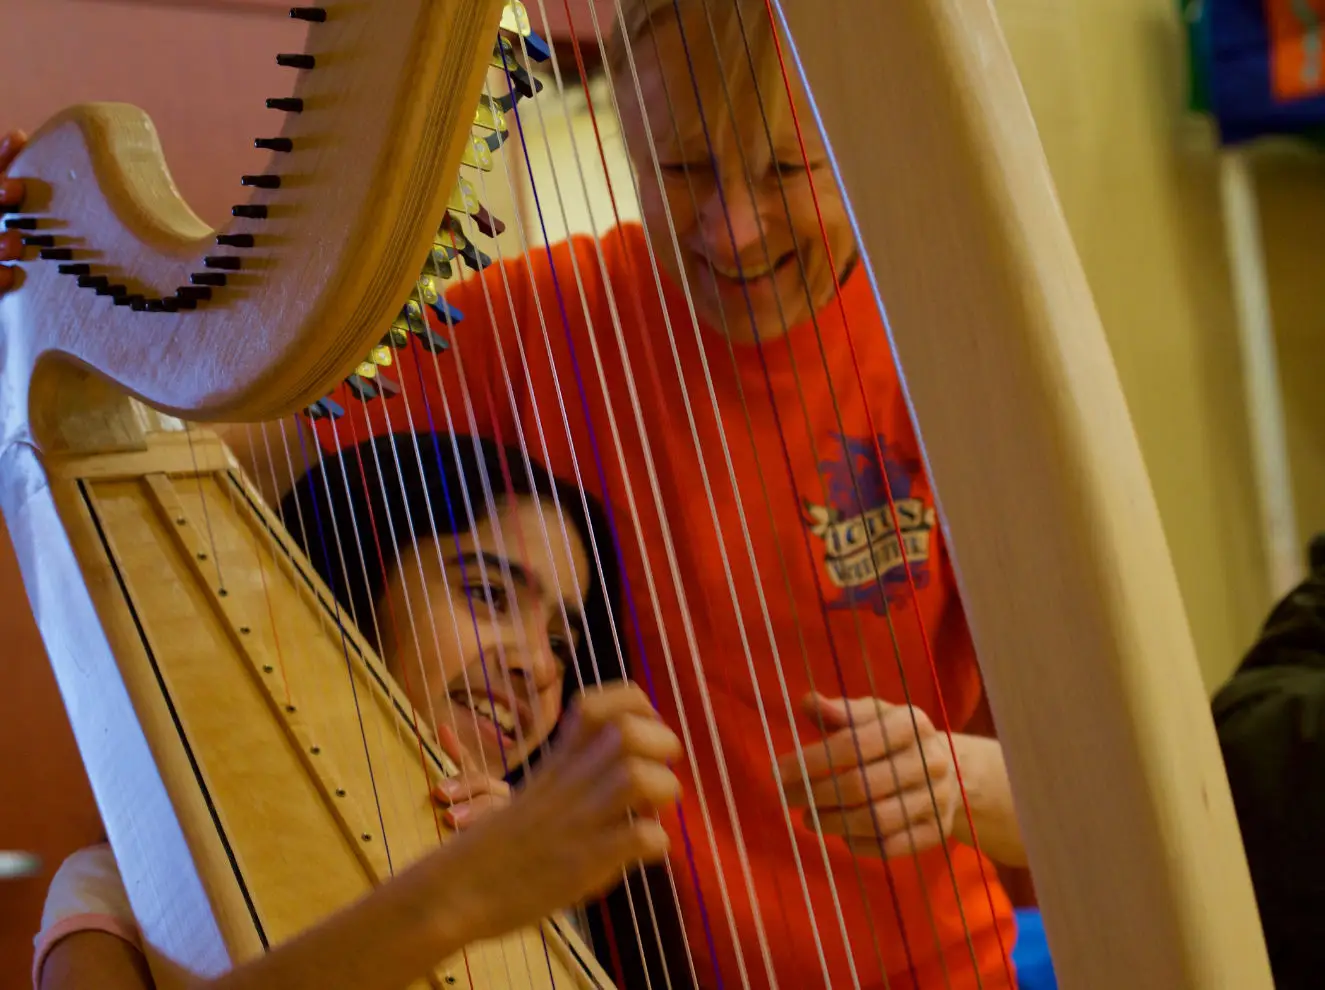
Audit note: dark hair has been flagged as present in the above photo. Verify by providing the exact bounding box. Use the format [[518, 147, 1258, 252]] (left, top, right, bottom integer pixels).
[[278, 432, 626, 747]]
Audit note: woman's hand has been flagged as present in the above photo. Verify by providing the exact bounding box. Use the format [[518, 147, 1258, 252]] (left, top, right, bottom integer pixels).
[[432, 723, 513, 830], [444, 682, 681, 943], [778, 692, 958, 859], [1, 130, 28, 294]]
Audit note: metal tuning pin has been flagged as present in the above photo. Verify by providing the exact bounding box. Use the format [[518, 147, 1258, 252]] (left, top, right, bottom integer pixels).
[[416, 275, 441, 306], [367, 344, 392, 369], [438, 217, 491, 273], [21, 235, 55, 247], [288, 7, 326, 22], [216, 233, 255, 248], [499, 1, 551, 62], [3, 217, 37, 230], [459, 135, 494, 172], [382, 324, 411, 349], [474, 99, 505, 132], [446, 180, 506, 238], [490, 35, 519, 71], [427, 251, 454, 280], [276, 53, 316, 69], [255, 137, 294, 153], [232, 205, 269, 219], [490, 38, 542, 100], [265, 97, 304, 113], [56, 263, 90, 276], [431, 239, 458, 265], [472, 96, 511, 152], [344, 374, 379, 402], [448, 178, 481, 216], [304, 396, 345, 421]]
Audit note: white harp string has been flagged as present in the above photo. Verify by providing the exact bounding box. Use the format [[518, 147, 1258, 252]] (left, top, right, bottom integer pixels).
[[445, 123, 670, 982], [627, 0, 957, 978]]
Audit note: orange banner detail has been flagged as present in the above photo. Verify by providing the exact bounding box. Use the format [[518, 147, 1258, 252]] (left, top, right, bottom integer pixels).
[[1266, 0, 1325, 100], [1266, 0, 1325, 99]]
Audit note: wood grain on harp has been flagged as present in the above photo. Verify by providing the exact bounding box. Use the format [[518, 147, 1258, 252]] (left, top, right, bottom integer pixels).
[[0, 0, 1278, 989]]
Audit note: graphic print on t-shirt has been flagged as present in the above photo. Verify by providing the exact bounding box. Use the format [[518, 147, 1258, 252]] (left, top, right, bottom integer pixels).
[[803, 432, 936, 615]]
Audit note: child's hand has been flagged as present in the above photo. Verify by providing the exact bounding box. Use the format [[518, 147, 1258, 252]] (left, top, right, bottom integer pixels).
[[778, 692, 958, 859], [432, 723, 513, 830], [444, 683, 681, 942]]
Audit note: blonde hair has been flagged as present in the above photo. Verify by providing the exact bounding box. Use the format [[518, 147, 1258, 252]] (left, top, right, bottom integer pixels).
[[605, 0, 793, 175]]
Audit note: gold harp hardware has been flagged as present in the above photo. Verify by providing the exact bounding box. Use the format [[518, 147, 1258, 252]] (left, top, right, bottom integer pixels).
[[0, 0, 1275, 988]]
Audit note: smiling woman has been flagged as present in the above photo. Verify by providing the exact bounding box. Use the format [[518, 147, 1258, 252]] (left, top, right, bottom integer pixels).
[[294, 431, 623, 782], [28, 432, 690, 990]]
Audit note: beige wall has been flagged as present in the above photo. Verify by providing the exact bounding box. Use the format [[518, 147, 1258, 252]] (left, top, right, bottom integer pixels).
[[998, 0, 1325, 687]]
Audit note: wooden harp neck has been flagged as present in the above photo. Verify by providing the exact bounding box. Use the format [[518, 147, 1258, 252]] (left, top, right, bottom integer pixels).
[[1, 0, 501, 452]]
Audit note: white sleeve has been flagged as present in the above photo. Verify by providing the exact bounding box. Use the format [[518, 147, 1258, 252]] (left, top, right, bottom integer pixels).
[[32, 844, 142, 988]]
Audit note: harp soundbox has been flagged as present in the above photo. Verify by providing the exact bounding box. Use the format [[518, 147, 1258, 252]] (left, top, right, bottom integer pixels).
[[0, 0, 1273, 988]]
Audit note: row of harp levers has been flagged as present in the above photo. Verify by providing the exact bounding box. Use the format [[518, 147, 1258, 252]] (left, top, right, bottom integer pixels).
[[304, 3, 549, 422], [0, 4, 545, 411]]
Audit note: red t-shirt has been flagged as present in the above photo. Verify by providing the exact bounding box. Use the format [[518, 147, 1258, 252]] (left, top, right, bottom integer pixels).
[[313, 223, 1015, 990]]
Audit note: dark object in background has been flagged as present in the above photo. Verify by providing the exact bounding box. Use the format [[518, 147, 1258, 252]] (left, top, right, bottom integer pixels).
[[1213, 534, 1325, 989]]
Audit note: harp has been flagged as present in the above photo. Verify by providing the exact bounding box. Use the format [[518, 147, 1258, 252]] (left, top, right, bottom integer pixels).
[[0, 1, 1273, 989]]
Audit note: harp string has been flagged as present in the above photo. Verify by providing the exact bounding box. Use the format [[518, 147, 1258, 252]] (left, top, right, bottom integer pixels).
[[753, 1, 1015, 978], [348, 357, 535, 982], [183, 423, 228, 594], [426, 152, 685, 985], [333, 405, 456, 863], [290, 413, 401, 876], [517, 13, 857, 988], [634, 0, 959, 981], [421, 210, 673, 990], [312, 406, 488, 985], [498, 5, 901, 986], [581, 2, 933, 984], [240, 424, 295, 710], [488, 36, 760, 990], [375, 310, 554, 988], [506, 64, 801, 986], [556, 1, 1001, 986], [599, 5, 910, 985], [429, 129, 678, 979], [472, 40, 732, 982]]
